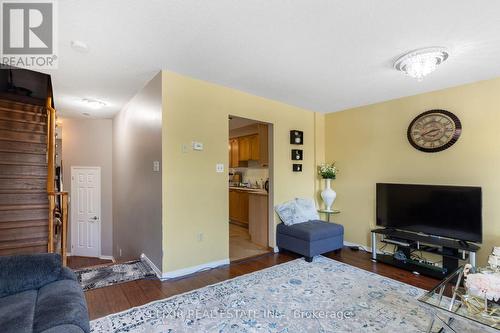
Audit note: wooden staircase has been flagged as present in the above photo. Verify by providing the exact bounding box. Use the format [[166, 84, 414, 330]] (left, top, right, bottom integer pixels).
[[0, 98, 50, 256]]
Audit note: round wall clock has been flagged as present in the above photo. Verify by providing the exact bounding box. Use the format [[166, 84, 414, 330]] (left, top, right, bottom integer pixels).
[[407, 109, 462, 153]]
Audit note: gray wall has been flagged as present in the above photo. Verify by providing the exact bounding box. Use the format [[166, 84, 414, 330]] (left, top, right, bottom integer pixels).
[[113, 72, 163, 270], [61, 118, 113, 256]]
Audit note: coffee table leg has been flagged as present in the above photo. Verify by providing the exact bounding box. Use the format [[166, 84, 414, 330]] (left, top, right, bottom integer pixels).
[[426, 316, 436, 333]]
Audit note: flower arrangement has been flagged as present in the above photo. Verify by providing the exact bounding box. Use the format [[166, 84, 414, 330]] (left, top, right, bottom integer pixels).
[[318, 163, 338, 179]]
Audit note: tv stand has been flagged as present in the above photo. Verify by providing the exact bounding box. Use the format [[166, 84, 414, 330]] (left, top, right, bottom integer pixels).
[[371, 228, 480, 279]]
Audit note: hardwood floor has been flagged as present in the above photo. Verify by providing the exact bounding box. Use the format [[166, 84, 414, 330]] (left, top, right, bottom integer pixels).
[[67, 256, 114, 270], [81, 248, 440, 320]]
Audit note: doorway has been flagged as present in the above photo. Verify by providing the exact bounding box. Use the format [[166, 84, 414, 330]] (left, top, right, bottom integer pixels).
[[228, 116, 273, 261], [70, 166, 102, 257]]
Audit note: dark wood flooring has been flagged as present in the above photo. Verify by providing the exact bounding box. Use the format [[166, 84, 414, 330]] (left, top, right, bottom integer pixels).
[[73, 248, 440, 320], [67, 256, 114, 270]]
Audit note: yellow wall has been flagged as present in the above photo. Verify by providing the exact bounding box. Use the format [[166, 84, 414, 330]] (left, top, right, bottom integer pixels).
[[162, 71, 324, 272], [325, 77, 500, 266]]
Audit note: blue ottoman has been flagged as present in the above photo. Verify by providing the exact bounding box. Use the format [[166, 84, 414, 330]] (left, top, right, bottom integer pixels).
[[276, 220, 344, 262]]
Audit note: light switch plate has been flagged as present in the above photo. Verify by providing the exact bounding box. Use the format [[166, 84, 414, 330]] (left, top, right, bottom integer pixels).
[[192, 141, 204, 151], [216, 163, 224, 173]]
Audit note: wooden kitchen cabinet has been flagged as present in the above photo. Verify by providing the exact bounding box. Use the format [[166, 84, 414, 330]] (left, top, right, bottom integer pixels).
[[249, 193, 268, 247], [238, 136, 251, 161], [229, 139, 240, 168], [229, 123, 268, 166], [229, 189, 249, 226]]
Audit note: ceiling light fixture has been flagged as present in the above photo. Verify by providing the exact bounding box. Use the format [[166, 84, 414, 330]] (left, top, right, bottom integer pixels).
[[394, 47, 449, 81], [70, 40, 89, 53], [81, 98, 106, 109]]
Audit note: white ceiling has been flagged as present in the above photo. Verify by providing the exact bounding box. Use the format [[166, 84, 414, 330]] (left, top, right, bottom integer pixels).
[[46, 0, 500, 118]]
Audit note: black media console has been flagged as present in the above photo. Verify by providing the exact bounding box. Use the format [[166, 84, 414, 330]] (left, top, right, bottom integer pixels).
[[370, 228, 480, 279]]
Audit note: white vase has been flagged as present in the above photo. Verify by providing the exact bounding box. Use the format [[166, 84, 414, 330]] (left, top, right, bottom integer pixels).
[[321, 178, 336, 211]]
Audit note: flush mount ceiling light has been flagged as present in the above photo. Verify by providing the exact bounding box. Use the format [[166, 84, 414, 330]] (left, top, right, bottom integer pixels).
[[394, 47, 449, 81], [71, 40, 89, 53], [81, 98, 106, 109]]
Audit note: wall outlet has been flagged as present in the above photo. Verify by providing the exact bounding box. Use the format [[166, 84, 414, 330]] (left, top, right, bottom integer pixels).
[[197, 232, 204, 242], [216, 163, 224, 173], [153, 160, 160, 172], [192, 141, 204, 151], [182, 144, 189, 153]]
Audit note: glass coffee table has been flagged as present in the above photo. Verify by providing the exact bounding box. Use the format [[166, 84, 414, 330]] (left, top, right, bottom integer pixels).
[[418, 266, 500, 332]]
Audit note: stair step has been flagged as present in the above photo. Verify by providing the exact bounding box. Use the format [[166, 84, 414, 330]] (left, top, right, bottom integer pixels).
[[0, 237, 48, 251], [0, 140, 46, 154], [0, 129, 46, 144], [0, 246, 48, 256], [0, 151, 46, 165], [0, 160, 47, 167], [0, 219, 47, 230], [0, 225, 48, 242], [0, 208, 48, 222], [0, 164, 47, 177], [0, 119, 46, 134], [0, 191, 48, 205], [0, 100, 46, 114], [0, 110, 46, 124], [0, 177, 46, 190], [0, 204, 49, 211]]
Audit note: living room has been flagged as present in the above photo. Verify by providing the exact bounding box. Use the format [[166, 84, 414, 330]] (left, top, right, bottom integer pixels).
[[1, 1, 500, 332]]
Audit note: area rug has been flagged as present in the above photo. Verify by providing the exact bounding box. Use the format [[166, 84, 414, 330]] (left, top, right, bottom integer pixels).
[[90, 256, 476, 332], [76, 260, 157, 291]]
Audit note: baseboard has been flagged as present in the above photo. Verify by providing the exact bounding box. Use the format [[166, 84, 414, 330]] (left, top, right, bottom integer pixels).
[[140, 253, 162, 279], [343, 241, 372, 253], [161, 259, 230, 280], [99, 255, 115, 262]]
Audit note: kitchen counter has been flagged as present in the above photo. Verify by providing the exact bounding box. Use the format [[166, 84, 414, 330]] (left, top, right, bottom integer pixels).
[[229, 186, 268, 196]]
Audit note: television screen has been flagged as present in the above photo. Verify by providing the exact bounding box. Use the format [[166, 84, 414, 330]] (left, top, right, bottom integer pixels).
[[376, 183, 482, 243]]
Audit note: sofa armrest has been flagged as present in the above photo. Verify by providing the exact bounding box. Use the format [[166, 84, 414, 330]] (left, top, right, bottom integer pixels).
[[59, 266, 77, 281], [0, 253, 63, 298]]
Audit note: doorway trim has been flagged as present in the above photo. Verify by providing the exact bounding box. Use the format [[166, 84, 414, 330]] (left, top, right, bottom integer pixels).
[[70, 166, 102, 257]]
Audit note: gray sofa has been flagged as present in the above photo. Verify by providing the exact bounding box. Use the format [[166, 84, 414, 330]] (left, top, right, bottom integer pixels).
[[0, 253, 90, 333], [277, 220, 344, 261]]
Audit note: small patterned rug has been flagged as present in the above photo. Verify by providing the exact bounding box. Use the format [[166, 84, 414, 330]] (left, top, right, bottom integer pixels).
[[76, 260, 157, 291]]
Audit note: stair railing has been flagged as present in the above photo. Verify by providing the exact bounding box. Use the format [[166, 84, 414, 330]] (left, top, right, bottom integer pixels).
[[46, 97, 68, 266]]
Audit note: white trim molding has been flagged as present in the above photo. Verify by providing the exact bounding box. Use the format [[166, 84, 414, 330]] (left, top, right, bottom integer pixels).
[[99, 255, 115, 262], [344, 241, 372, 253], [140, 253, 162, 279], [161, 259, 230, 280]]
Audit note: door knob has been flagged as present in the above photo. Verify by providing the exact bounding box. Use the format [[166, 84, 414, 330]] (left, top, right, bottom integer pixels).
[[91, 216, 99, 221]]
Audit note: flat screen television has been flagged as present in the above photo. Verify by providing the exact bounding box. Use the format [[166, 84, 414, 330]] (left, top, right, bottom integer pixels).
[[376, 183, 482, 243]]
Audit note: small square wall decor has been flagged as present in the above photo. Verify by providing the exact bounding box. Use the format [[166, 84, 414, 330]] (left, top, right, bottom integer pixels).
[[293, 164, 302, 172], [291, 149, 303, 160], [290, 130, 303, 145]]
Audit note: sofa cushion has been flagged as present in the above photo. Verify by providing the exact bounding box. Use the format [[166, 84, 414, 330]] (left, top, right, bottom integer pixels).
[[277, 220, 344, 241], [34, 280, 90, 333], [0, 289, 37, 333], [0, 254, 62, 298]]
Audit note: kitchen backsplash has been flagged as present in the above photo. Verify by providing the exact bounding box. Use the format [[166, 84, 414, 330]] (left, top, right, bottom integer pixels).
[[232, 166, 269, 186]]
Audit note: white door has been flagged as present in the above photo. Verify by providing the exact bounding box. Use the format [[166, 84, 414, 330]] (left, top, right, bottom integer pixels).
[[71, 167, 101, 257]]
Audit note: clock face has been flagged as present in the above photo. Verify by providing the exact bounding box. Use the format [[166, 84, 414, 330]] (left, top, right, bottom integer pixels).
[[408, 110, 462, 153]]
